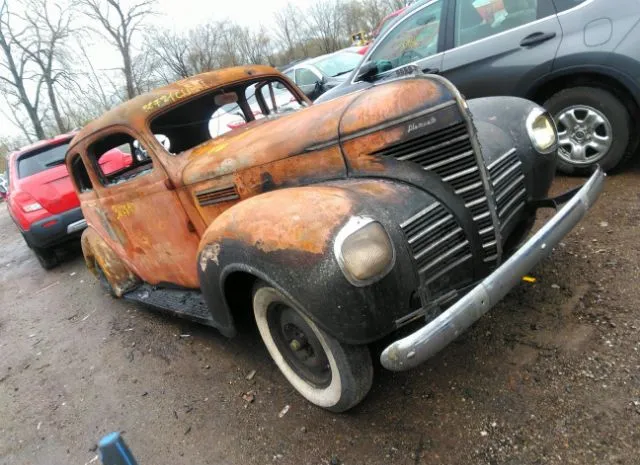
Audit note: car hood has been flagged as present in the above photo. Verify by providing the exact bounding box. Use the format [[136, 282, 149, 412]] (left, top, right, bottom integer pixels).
[[181, 76, 452, 185]]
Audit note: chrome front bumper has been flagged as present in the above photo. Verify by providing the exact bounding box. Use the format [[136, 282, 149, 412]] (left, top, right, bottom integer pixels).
[[381, 167, 605, 371]]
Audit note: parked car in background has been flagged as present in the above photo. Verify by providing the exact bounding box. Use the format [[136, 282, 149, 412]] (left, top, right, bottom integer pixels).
[[68, 65, 603, 411], [317, 0, 640, 175], [6, 132, 130, 269], [0, 173, 7, 200], [281, 50, 363, 100]]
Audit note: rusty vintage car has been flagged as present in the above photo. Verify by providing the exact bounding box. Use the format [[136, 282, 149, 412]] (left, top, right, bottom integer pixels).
[[66, 65, 603, 412]]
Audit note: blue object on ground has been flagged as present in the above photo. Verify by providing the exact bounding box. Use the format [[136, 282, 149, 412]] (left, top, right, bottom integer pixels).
[[98, 432, 138, 465]]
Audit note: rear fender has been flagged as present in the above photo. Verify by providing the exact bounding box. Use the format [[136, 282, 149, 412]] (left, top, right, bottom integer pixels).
[[81, 227, 140, 297]]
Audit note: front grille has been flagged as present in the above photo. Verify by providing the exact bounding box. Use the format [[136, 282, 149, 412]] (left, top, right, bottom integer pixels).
[[487, 149, 526, 230], [374, 120, 498, 265], [400, 202, 473, 295], [195, 185, 239, 207]]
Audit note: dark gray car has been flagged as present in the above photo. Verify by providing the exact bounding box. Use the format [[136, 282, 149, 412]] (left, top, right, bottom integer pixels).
[[317, 0, 640, 174]]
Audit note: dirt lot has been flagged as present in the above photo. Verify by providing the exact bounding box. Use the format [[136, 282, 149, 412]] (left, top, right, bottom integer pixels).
[[1, 166, 639, 465]]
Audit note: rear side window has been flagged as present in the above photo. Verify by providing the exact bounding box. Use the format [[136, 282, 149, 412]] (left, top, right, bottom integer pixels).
[[88, 133, 152, 186], [552, 0, 586, 12], [17, 142, 70, 179]]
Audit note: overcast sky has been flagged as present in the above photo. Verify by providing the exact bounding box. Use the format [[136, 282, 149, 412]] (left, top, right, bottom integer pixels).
[[2, 0, 316, 140]]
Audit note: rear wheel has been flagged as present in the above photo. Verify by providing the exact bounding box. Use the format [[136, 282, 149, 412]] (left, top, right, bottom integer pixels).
[[33, 247, 58, 270], [252, 282, 373, 412], [544, 86, 631, 175]]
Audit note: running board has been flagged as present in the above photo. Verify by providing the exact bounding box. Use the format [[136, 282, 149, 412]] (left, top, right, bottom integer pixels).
[[122, 284, 215, 327]]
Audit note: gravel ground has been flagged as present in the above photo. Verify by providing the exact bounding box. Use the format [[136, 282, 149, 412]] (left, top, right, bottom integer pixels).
[[0, 165, 639, 465]]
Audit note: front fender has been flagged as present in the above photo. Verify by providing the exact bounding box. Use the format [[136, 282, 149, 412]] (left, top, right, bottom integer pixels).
[[197, 182, 432, 343], [466, 96, 556, 201]]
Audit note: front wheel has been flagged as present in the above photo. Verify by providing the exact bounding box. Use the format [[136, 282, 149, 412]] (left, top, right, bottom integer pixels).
[[544, 86, 631, 175], [252, 283, 373, 412]]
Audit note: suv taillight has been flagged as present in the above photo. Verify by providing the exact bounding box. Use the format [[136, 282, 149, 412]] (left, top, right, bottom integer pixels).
[[14, 192, 43, 213]]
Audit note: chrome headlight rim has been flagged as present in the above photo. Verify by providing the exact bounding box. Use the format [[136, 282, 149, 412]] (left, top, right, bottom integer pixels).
[[333, 216, 396, 287], [526, 107, 558, 154]]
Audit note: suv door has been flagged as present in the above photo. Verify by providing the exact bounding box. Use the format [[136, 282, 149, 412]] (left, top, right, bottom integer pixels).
[[440, 0, 562, 98]]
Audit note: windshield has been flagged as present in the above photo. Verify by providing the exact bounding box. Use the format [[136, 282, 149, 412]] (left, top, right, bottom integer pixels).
[[315, 52, 363, 77], [17, 142, 70, 179]]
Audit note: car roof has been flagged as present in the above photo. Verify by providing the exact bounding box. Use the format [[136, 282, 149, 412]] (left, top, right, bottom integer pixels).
[[10, 132, 77, 161], [283, 49, 361, 74], [70, 65, 282, 150]]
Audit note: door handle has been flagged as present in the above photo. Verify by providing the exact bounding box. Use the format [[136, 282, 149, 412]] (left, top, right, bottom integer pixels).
[[520, 32, 557, 47], [422, 67, 440, 74]]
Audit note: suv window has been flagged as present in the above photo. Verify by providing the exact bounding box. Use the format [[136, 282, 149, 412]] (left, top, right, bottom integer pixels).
[[369, 0, 443, 70], [551, 0, 586, 12], [295, 68, 318, 86], [455, 0, 555, 47], [17, 142, 70, 179], [88, 133, 150, 186]]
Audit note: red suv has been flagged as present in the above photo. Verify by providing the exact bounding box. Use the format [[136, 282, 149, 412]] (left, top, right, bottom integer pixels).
[[6, 132, 131, 269]]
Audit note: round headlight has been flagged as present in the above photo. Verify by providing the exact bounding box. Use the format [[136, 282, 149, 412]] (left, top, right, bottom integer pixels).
[[526, 108, 558, 154], [334, 217, 395, 286]]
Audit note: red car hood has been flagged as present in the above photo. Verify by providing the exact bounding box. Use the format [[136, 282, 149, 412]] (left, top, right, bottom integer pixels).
[[19, 164, 79, 214]]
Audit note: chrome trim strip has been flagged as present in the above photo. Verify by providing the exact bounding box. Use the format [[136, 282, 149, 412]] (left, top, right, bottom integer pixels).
[[421, 149, 473, 170], [418, 239, 470, 274], [442, 165, 478, 182], [380, 167, 605, 371], [424, 253, 473, 284], [487, 148, 517, 171], [397, 134, 470, 161], [414, 226, 463, 261], [399, 203, 440, 229], [407, 214, 453, 245]]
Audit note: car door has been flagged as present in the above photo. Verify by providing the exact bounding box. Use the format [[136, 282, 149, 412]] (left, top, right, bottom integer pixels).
[[439, 0, 562, 99], [86, 129, 201, 289]]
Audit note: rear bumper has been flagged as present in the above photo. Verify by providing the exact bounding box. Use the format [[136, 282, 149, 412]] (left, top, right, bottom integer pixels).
[[380, 167, 605, 371], [22, 207, 85, 249]]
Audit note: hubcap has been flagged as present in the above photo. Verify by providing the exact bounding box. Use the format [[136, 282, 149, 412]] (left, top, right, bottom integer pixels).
[[554, 105, 612, 165], [267, 303, 331, 388]]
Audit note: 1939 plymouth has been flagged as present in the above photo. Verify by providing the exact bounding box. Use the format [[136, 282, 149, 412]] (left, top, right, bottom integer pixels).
[[66, 65, 603, 411]]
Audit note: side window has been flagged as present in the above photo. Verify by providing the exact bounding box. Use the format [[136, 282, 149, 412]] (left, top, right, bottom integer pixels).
[[295, 68, 319, 86], [551, 0, 586, 12], [88, 133, 152, 186], [69, 154, 93, 193], [257, 81, 306, 115], [455, 0, 555, 47], [369, 0, 443, 69]]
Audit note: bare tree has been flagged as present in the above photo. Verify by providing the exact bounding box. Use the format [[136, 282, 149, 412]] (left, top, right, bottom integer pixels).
[[306, 0, 346, 54], [0, 0, 46, 139], [80, 0, 156, 99], [14, 0, 74, 134], [360, 0, 389, 32], [236, 25, 272, 65], [273, 2, 307, 61], [383, 0, 408, 12]]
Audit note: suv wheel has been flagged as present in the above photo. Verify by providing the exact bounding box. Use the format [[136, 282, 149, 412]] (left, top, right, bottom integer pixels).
[[544, 87, 631, 175], [252, 282, 373, 412], [33, 247, 58, 270]]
